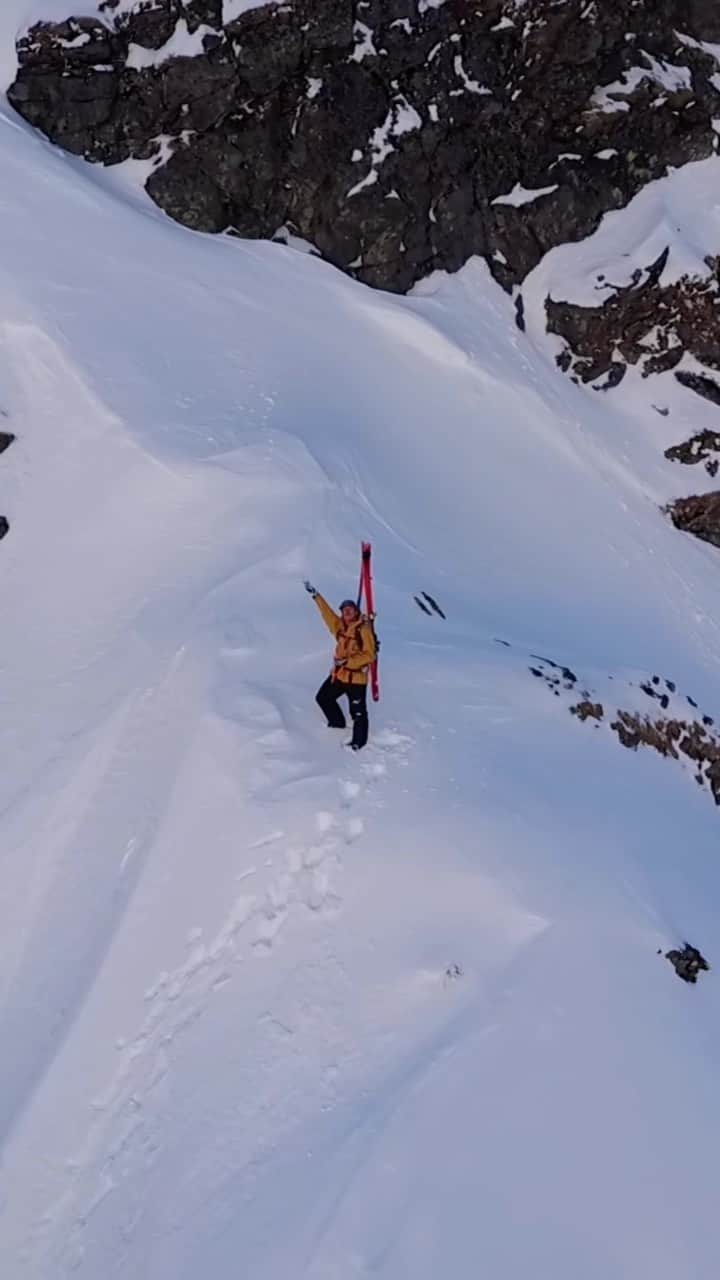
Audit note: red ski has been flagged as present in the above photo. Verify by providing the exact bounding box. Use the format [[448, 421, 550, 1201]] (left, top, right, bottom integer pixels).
[[357, 541, 380, 702]]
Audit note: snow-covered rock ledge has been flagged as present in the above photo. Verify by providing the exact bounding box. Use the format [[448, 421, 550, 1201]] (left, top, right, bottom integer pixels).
[[7, 0, 720, 291]]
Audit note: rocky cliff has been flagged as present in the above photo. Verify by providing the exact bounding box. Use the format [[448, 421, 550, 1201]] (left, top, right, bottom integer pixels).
[[7, 0, 720, 292]]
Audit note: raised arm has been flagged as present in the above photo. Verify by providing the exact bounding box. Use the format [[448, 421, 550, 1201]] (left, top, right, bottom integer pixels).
[[314, 593, 341, 636], [305, 580, 341, 637]]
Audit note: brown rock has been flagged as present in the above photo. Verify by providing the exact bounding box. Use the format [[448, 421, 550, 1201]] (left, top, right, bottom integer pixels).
[[667, 492, 720, 550]]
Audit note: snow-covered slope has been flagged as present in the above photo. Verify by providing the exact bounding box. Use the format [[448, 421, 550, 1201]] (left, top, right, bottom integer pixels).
[[3, 25, 720, 1279]]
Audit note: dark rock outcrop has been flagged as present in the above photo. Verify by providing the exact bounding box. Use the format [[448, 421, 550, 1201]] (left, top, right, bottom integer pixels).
[[531, 655, 720, 808], [665, 943, 710, 983], [675, 369, 720, 407], [572, 699, 604, 722], [547, 250, 720, 388], [8, 0, 720, 291], [600, 701, 720, 802], [665, 430, 720, 478], [547, 257, 720, 556], [0, 427, 14, 542], [667, 492, 720, 548]]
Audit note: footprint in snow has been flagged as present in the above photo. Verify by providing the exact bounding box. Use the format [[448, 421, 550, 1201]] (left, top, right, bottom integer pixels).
[[285, 845, 304, 873], [363, 760, 386, 780], [303, 843, 330, 869], [265, 876, 292, 912], [304, 868, 329, 911], [340, 779, 362, 805], [345, 817, 364, 843], [249, 829, 285, 850], [144, 972, 169, 1003], [253, 908, 287, 952], [373, 729, 414, 750]]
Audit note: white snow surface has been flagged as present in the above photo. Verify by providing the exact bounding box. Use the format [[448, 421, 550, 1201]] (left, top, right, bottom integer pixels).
[[492, 181, 559, 207], [675, 29, 720, 65], [223, 0, 283, 23], [452, 53, 491, 96], [591, 53, 692, 113], [348, 96, 422, 198], [126, 21, 217, 71], [2, 28, 720, 1280], [351, 20, 376, 63]]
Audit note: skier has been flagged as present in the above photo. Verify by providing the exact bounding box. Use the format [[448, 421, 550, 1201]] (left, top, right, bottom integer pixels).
[[304, 580, 377, 750]]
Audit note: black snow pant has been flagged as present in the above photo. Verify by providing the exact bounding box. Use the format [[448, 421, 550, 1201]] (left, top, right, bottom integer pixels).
[[316, 676, 369, 750]]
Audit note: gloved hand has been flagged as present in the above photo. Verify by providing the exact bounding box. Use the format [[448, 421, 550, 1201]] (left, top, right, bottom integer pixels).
[[304, 580, 317, 597]]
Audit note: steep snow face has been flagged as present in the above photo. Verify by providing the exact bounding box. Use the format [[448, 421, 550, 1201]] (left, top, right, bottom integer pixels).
[[2, 50, 720, 1280]]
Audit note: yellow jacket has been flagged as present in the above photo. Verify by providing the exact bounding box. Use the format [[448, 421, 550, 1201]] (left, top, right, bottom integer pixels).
[[314, 594, 376, 685]]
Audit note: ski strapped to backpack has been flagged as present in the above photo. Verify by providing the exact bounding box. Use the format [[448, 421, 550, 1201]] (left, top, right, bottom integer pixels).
[[357, 541, 380, 702]]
